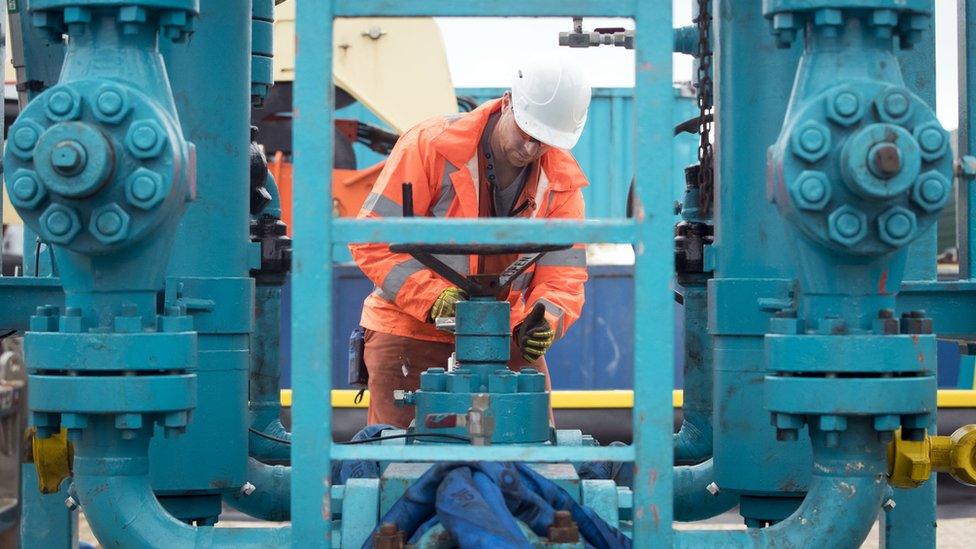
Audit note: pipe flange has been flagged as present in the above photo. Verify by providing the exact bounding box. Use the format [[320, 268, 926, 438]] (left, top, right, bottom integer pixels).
[[4, 79, 192, 255], [770, 82, 953, 256]]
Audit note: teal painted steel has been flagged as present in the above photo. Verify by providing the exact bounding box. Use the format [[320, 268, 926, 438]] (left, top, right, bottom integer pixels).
[[960, 0, 976, 278], [292, 0, 336, 543], [332, 1, 637, 17]]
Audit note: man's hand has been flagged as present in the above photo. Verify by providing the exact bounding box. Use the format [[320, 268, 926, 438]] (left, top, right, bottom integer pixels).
[[430, 287, 467, 321], [516, 302, 555, 362]]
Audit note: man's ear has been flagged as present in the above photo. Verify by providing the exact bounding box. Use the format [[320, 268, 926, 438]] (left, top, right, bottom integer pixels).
[[502, 91, 512, 110]]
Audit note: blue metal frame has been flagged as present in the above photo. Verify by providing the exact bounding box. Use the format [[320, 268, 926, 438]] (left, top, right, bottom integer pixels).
[[292, 1, 673, 544]]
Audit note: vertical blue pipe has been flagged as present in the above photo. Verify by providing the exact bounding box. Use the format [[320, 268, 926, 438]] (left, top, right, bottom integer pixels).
[[711, 0, 808, 507], [19, 468, 76, 549], [959, 0, 976, 280], [293, 0, 335, 543], [884, 16, 939, 548], [633, 1, 674, 544], [153, 0, 252, 503]]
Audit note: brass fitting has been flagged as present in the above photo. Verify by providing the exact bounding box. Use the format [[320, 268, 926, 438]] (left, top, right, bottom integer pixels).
[[28, 427, 74, 494], [887, 425, 976, 489]]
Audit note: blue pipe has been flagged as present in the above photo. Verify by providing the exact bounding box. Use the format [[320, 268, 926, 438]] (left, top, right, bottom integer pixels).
[[674, 459, 737, 522], [225, 458, 291, 522], [676, 418, 887, 548], [674, 281, 713, 462], [246, 283, 291, 463], [72, 418, 290, 547]]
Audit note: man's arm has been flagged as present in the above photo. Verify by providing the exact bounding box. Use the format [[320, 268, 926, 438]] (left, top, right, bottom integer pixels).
[[521, 189, 588, 339], [349, 128, 452, 322]]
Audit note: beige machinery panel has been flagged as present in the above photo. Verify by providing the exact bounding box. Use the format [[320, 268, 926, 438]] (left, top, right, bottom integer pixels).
[[274, 2, 457, 132]]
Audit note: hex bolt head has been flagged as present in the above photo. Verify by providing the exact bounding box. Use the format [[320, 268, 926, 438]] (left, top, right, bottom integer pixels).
[[877, 207, 918, 247], [790, 170, 832, 211], [911, 171, 951, 213], [876, 88, 914, 124], [706, 482, 720, 495], [65, 496, 79, 511], [93, 86, 131, 124], [125, 120, 168, 159], [8, 120, 46, 159], [13, 125, 40, 151], [125, 168, 166, 210], [8, 169, 47, 210], [790, 122, 831, 164], [88, 203, 131, 245], [45, 87, 82, 121], [913, 121, 949, 162], [826, 89, 864, 127], [883, 499, 897, 512], [827, 205, 868, 247], [39, 204, 82, 244]]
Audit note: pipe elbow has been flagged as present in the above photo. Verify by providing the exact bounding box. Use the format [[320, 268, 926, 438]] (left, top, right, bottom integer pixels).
[[224, 457, 291, 522], [673, 409, 713, 462], [248, 407, 291, 463], [674, 458, 738, 522]]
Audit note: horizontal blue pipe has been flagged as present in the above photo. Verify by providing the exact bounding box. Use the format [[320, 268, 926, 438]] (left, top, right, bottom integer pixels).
[[331, 444, 633, 462], [224, 458, 291, 522], [333, 0, 636, 17], [333, 218, 636, 245], [674, 459, 738, 522]]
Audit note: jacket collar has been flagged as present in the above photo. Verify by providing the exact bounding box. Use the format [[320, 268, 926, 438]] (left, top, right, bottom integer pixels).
[[431, 97, 587, 193]]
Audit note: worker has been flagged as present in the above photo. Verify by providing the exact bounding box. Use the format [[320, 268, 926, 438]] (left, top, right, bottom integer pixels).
[[350, 55, 592, 427]]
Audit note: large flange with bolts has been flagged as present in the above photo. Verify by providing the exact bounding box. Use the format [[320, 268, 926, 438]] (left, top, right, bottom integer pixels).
[[29, 1, 198, 42], [769, 81, 952, 256], [763, 1, 933, 49], [25, 304, 197, 441], [4, 80, 193, 254]]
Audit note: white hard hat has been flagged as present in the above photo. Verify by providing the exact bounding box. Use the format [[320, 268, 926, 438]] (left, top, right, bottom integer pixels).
[[511, 54, 592, 150]]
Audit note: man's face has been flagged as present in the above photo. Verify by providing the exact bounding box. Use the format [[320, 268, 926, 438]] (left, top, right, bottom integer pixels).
[[496, 94, 550, 167]]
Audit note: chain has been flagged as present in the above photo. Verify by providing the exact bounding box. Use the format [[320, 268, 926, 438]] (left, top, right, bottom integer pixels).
[[695, 0, 714, 216]]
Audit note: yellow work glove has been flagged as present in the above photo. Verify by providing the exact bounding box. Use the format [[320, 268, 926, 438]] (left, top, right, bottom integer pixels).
[[516, 302, 555, 362], [430, 287, 467, 321]]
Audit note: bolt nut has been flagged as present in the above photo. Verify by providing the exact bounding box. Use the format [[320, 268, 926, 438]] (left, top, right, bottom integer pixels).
[[706, 482, 720, 495], [911, 171, 951, 213], [790, 121, 832, 164], [883, 498, 897, 512], [875, 88, 915, 124], [124, 119, 168, 159], [45, 86, 83, 122], [813, 8, 843, 27], [89, 203, 131, 245], [789, 170, 832, 211], [826, 88, 865, 127], [39, 204, 82, 244], [8, 119, 47, 160], [877, 207, 918, 247], [7, 169, 48, 210], [125, 168, 166, 210], [93, 85, 131, 124], [819, 414, 849, 432], [913, 121, 949, 162], [827, 205, 868, 247], [65, 496, 79, 511], [239, 482, 256, 496]]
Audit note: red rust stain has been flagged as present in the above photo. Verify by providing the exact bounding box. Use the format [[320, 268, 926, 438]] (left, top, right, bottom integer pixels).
[[918, 352, 925, 365], [912, 335, 920, 344], [878, 268, 889, 294], [638, 61, 654, 72], [651, 505, 661, 527], [649, 469, 659, 486], [635, 507, 645, 519]]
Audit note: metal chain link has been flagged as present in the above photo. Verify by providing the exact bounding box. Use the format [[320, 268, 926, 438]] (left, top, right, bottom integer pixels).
[[695, 0, 714, 215]]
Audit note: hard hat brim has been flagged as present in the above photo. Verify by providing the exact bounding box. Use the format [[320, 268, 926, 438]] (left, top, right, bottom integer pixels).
[[513, 108, 586, 151]]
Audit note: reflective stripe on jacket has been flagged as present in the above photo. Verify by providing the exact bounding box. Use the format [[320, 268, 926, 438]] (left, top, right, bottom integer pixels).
[[350, 98, 588, 344]]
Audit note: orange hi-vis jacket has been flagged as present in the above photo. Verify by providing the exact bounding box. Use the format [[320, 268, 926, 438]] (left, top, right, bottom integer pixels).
[[350, 98, 589, 344]]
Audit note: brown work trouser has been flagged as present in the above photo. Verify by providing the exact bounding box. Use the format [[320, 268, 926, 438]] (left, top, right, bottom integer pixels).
[[363, 329, 552, 428]]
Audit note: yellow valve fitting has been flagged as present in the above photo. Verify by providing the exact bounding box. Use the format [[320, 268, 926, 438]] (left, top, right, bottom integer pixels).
[[29, 427, 74, 494], [888, 426, 976, 489]]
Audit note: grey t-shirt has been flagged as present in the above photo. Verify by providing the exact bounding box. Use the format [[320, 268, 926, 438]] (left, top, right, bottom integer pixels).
[[481, 113, 531, 217]]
